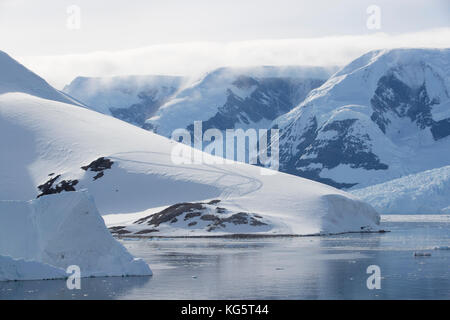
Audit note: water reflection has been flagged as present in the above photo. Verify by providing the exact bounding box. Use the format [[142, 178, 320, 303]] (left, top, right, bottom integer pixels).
[[1, 218, 449, 300], [0, 276, 151, 300]]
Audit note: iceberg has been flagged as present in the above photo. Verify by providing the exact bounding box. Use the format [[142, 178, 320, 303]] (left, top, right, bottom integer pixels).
[[0, 192, 152, 281]]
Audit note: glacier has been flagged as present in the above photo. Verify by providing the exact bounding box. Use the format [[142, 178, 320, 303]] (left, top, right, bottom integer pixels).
[[351, 165, 450, 214]]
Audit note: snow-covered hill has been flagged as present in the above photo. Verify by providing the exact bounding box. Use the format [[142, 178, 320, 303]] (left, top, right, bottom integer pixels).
[[0, 91, 379, 236], [0, 51, 379, 237], [274, 48, 450, 189], [0, 51, 82, 106], [63, 75, 186, 126], [145, 66, 335, 137], [351, 165, 450, 214]]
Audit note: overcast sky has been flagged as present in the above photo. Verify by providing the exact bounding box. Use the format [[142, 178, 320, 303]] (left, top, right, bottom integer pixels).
[[1, 0, 449, 88]]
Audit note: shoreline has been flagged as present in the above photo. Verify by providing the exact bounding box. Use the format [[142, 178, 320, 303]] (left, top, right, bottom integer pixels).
[[115, 229, 390, 240]]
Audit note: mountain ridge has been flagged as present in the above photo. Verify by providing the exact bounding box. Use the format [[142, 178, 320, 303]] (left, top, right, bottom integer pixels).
[[273, 48, 450, 189]]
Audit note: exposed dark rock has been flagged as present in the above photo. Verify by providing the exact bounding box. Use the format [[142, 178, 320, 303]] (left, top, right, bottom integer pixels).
[[232, 75, 258, 89], [37, 175, 79, 198], [200, 214, 220, 222], [184, 212, 202, 220], [109, 87, 180, 127], [186, 77, 324, 139], [134, 229, 159, 235], [93, 172, 104, 180], [81, 157, 114, 172], [250, 217, 267, 226], [131, 200, 268, 233], [223, 212, 250, 225], [134, 202, 205, 227], [81, 157, 114, 181], [278, 116, 387, 189], [109, 226, 126, 231], [108, 226, 131, 235], [371, 72, 450, 141], [206, 212, 267, 231], [431, 118, 450, 140]]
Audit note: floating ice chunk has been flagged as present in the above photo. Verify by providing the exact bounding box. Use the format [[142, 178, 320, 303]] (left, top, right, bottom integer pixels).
[[0, 192, 152, 281], [0, 255, 67, 281], [433, 246, 450, 251]]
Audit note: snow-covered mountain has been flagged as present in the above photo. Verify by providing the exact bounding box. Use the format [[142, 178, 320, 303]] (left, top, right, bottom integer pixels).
[[0, 51, 379, 237], [274, 48, 450, 189], [145, 66, 335, 137], [351, 165, 450, 214], [63, 75, 186, 126], [0, 51, 82, 106]]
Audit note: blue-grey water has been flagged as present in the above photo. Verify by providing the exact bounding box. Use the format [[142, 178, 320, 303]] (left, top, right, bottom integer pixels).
[[1, 216, 449, 300]]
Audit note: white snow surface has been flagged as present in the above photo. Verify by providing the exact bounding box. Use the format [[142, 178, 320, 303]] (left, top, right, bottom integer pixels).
[[0, 51, 82, 106], [352, 165, 450, 214]]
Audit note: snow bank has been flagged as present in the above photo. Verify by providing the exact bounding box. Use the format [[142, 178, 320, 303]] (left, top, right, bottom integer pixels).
[[351, 165, 450, 214], [0, 192, 152, 281]]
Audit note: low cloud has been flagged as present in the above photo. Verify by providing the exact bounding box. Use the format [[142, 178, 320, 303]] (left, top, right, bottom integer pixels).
[[18, 28, 450, 89]]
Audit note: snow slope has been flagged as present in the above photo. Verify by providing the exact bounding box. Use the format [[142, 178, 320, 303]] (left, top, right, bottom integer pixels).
[[146, 66, 335, 137], [274, 48, 450, 189], [63, 75, 186, 126], [0, 192, 151, 281], [351, 165, 450, 214], [0, 51, 81, 106]]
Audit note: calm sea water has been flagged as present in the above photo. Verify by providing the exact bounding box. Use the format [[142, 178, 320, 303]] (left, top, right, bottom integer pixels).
[[1, 215, 449, 300]]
